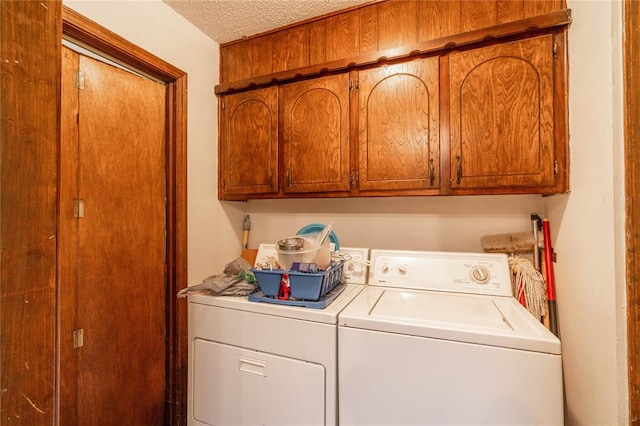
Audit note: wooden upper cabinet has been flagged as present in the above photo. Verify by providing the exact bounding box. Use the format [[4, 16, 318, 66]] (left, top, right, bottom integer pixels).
[[282, 73, 351, 193], [219, 0, 566, 85], [358, 57, 440, 192], [219, 86, 278, 198], [216, 0, 570, 199], [447, 34, 557, 192]]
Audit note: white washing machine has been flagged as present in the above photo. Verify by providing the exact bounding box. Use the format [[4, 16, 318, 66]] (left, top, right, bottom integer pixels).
[[338, 250, 563, 426], [188, 247, 368, 426]]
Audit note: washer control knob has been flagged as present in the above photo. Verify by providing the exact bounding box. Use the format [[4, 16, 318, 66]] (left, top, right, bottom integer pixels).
[[470, 265, 490, 284], [398, 266, 407, 275], [381, 264, 390, 274], [348, 262, 356, 271]]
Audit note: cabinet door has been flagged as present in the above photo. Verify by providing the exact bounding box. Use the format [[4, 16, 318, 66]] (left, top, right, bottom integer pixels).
[[358, 58, 440, 192], [448, 34, 555, 191], [282, 73, 351, 193], [220, 87, 278, 198]]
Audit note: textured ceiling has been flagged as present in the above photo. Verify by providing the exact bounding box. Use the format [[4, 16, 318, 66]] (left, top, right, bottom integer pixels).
[[163, 0, 372, 44]]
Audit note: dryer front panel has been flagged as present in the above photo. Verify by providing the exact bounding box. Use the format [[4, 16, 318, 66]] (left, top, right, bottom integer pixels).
[[193, 338, 326, 426]]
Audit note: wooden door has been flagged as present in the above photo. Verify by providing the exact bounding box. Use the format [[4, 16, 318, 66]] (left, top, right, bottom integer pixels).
[[358, 57, 440, 192], [448, 34, 555, 192], [60, 46, 167, 425], [282, 73, 351, 194], [220, 86, 278, 199]]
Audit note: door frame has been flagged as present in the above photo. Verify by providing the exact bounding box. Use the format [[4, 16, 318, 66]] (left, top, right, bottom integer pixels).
[[625, 0, 640, 421], [60, 7, 188, 424]]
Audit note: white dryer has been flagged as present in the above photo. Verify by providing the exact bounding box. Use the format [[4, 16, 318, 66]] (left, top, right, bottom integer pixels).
[[338, 250, 563, 426], [188, 247, 368, 426]]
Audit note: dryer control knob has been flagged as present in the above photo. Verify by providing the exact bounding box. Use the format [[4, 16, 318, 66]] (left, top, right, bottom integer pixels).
[[398, 266, 407, 275], [381, 264, 390, 274], [470, 265, 490, 284]]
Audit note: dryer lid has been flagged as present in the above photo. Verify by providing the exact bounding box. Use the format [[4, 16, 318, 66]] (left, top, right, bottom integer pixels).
[[190, 283, 364, 324], [338, 286, 561, 355]]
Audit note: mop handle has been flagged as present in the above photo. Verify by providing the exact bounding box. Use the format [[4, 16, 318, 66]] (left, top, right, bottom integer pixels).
[[542, 219, 556, 301], [542, 218, 559, 336]]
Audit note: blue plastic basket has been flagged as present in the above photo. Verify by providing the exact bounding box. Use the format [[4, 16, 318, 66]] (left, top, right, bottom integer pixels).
[[250, 268, 283, 297], [251, 262, 344, 301]]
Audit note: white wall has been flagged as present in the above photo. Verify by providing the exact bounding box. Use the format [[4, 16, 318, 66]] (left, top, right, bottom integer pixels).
[[242, 196, 545, 253], [63, 0, 244, 284], [64, 1, 628, 424], [547, 0, 627, 424]]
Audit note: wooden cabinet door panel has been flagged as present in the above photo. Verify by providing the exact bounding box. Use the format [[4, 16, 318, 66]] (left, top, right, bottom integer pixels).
[[222, 42, 253, 83], [417, 0, 461, 40], [272, 26, 309, 73], [221, 87, 278, 197], [358, 58, 440, 191], [326, 10, 361, 62], [448, 34, 555, 190], [377, 1, 418, 50], [252, 35, 274, 77], [461, 1, 497, 32], [283, 74, 351, 193]]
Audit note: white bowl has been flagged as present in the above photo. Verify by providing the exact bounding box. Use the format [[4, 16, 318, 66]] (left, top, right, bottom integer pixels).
[[276, 235, 330, 270]]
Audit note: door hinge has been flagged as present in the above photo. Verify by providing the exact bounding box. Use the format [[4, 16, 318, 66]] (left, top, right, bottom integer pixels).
[[221, 101, 225, 110], [76, 71, 85, 90], [74, 199, 84, 218], [552, 41, 558, 59], [73, 329, 84, 349]]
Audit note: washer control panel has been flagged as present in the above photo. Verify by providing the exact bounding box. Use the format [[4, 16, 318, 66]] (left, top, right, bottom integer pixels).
[[368, 250, 512, 296]]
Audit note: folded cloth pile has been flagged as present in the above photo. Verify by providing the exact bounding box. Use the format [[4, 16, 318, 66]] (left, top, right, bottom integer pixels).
[[177, 257, 257, 298]]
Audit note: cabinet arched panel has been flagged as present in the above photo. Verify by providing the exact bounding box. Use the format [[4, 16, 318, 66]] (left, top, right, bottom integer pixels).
[[358, 58, 440, 192], [283, 74, 351, 193], [449, 34, 555, 190], [221, 87, 278, 197]]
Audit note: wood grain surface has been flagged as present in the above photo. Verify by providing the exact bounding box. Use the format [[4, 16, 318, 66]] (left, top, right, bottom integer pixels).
[[219, 0, 567, 86], [1, 2, 61, 423], [283, 73, 351, 193], [625, 0, 640, 421], [448, 34, 555, 190], [221, 86, 279, 196], [358, 58, 439, 192]]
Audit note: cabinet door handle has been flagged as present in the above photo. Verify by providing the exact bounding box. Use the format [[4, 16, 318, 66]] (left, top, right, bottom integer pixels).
[[429, 159, 435, 187], [455, 155, 462, 185]]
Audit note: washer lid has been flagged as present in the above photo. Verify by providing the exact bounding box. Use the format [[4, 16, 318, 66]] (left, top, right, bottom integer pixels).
[[189, 283, 364, 324], [338, 286, 561, 354]]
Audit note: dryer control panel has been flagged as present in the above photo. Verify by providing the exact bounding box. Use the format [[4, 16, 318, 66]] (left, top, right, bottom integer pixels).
[[368, 250, 513, 297]]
